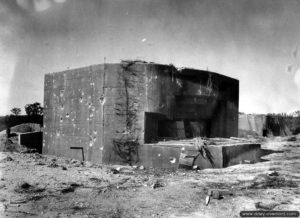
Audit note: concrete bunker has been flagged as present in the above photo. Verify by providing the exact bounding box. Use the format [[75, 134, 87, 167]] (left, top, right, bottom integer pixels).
[[43, 61, 239, 167]]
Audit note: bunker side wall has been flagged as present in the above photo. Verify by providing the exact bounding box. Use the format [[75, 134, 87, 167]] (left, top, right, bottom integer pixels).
[[43, 65, 106, 163]]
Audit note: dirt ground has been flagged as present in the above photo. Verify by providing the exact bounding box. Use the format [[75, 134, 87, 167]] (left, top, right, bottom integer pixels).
[[0, 136, 299, 218]]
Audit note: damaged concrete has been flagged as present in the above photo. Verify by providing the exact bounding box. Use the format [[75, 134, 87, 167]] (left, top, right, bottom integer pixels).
[[43, 61, 239, 165], [140, 138, 264, 169]]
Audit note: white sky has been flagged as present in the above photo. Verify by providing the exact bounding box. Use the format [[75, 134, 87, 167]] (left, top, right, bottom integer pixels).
[[1, 0, 300, 115]]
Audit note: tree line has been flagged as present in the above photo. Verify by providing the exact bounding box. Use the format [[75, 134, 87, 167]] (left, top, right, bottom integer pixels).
[[10, 102, 43, 116]]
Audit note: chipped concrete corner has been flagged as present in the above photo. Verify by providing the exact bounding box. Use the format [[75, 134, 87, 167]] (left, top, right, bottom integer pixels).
[[43, 61, 239, 166]]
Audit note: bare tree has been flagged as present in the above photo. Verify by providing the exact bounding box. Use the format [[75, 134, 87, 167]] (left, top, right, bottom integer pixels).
[[10, 107, 21, 116]]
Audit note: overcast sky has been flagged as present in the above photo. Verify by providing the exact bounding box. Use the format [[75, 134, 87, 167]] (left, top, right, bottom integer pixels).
[[1, 0, 300, 115]]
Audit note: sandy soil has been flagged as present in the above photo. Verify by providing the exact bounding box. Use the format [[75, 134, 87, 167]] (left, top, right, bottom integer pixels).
[[0, 137, 299, 218]]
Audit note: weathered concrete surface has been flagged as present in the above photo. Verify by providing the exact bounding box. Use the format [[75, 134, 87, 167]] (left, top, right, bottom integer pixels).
[[140, 141, 261, 169], [43, 62, 239, 164], [221, 143, 261, 167]]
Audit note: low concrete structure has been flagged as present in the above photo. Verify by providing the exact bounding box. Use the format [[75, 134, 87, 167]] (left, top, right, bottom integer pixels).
[[140, 139, 262, 169], [3, 115, 43, 138], [238, 114, 294, 137], [43, 61, 239, 166], [18, 132, 43, 153], [238, 114, 266, 137]]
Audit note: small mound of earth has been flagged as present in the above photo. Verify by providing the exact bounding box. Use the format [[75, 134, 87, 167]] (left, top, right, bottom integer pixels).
[[14, 181, 45, 193], [10, 123, 41, 133], [250, 173, 298, 189]]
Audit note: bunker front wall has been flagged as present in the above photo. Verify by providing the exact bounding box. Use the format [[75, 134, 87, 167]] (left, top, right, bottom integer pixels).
[[43, 64, 147, 164]]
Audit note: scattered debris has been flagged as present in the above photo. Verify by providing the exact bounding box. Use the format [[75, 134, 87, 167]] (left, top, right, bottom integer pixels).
[[152, 179, 165, 189], [69, 182, 81, 188], [20, 148, 38, 154], [205, 195, 210, 206], [48, 161, 59, 168], [0, 203, 7, 212], [0, 138, 20, 152], [193, 165, 199, 170], [70, 159, 82, 167], [243, 160, 254, 164], [14, 182, 45, 193], [73, 162, 82, 167], [32, 153, 43, 159], [61, 186, 75, 194], [120, 168, 135, 175], [83, 161, 94, 168], [111, 168, 120, 174], [1, 156, 13, 162], [287, 136, 297, 142], [26, 195, 47, 202], [284, 144, 300, 147], [65, 159, 70, 164], [72, 201, 90, 210], [207, 189, 234, 200], [11, 194, 47, 204], [89, 177, 102, 183], [250, 173, 298, 189], [0, 134, 299, 217], [109, 166, 135, 175], [17, 182, 31, 190], [208, 189, 222, 200], [70, 159, 80, 164], [255, 202, 278, 210], [268, 171, 279, 177], [35, 161, 46, 166]]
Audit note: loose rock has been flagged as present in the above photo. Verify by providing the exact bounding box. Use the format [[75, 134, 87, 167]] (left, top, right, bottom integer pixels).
[[152, 179, 165, 189], [255, 202, 278, 210], [48, 162, 59, 168]]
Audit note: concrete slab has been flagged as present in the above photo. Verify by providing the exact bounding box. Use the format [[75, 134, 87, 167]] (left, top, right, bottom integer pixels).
[[140, 141, 262, 169]]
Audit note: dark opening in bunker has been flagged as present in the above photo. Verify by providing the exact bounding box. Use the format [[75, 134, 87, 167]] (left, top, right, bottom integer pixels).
[[144, 115, 214, 143], [157, 120, 211, 139]]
